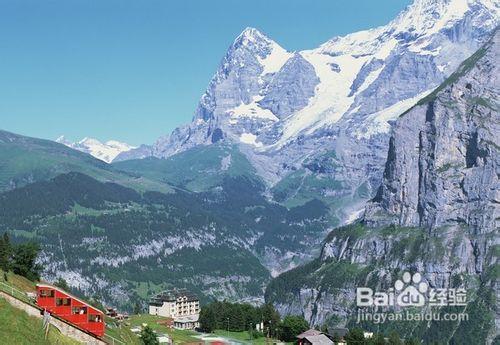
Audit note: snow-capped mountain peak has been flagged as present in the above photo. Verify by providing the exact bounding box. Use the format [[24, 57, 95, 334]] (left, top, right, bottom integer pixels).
[[235, 27, 270, 44], [227, 27, 292, 74], [56, 136, 136, 163], [319, 0, 499, 56], [149, 0, 498, 186]]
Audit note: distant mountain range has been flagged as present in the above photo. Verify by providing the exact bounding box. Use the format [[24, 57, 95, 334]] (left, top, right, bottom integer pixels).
[[55, 136, 136, 163]]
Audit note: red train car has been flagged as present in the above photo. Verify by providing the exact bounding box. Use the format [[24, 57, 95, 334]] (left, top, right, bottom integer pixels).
[[36, 283, 105, 337]]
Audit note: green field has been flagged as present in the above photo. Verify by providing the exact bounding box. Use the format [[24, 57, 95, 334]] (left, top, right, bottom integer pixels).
[[128, 314, 201, 344], [0, 297, 80, 345], [104, 316, 142, 345], [211, 329, 286, 345], [0, 129, 172, 193], [113, 143, 260, 192]]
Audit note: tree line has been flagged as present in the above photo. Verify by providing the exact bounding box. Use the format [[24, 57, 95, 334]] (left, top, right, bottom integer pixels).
[[0, 232, 41, 281], [340, 328, 419, 345], [198, 300, 309, 341], [198, 300, 419, 344]]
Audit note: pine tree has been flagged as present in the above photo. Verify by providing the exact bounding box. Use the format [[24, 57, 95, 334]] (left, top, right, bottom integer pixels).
[[140, 326, 159, 345], [54, 277, 70, 291], [0, 232, 12, 272], [133, 301, 143, 315], [346, 328, 366, 345], [11, 241, 41, 281], [199, 305, 217, 333], [371, 333, 386, 345], [278, 315, 309, 342]]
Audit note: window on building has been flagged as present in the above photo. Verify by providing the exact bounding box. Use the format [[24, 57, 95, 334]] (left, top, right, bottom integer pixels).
[[72, 306, 87, 315], [88, 314, 102, 322], [39, 289, 55, 298], [57, 298, 71, 306]]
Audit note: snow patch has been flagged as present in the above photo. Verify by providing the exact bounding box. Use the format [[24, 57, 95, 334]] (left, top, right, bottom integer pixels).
[[228, 95, 278, 121], [56, 136, 136, 163], [344, 208, 365, 225], [240, 133, 263, 148], [355, 88, 435, 139], [257, 42, 293, 76], [273, 51, 369, 147]]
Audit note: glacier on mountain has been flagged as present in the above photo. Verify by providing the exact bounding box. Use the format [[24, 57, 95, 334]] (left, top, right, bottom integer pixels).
[[56, 136, 135, 163]]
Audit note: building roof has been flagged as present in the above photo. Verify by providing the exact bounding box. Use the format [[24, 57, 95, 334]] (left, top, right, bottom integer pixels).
[[303, 334, 334, 345], [149, 288, 199, 305], [297, 329, 323, 338]]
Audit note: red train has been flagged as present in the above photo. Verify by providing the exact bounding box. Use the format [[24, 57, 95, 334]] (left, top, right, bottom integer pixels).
[[36, 283, 105, 337]]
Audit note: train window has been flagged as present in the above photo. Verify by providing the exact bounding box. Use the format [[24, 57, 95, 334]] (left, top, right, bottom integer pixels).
[[72, 307, 87, 315], [56, 298, 70, 306], [88, 314, 102, 323], [40, 290, 54, 297]]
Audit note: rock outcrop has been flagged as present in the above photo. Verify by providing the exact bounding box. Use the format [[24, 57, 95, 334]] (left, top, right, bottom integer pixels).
[[365, 28, 499, 235], [266, 30, 500, 344]]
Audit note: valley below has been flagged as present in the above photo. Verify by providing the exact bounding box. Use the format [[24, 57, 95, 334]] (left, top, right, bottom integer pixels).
[[0, 0, 499, 343]]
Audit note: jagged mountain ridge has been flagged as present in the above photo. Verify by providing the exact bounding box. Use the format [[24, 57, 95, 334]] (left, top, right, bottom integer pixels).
[[266, 28, 500, 344], [153, 0, 498, 154], [121, 0, 499, 225], [56, 136, 136, 163]]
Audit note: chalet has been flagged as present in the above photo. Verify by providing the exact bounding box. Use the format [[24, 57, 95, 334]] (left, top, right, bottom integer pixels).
[[105, 307, 117, 317], [148, 288, 200, 329], [297, 329, 334, 345]]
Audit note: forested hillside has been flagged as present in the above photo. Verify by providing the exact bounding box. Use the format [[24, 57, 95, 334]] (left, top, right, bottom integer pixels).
[[0, 170, 330, 309]]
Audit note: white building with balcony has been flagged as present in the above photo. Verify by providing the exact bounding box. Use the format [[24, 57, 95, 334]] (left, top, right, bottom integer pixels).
[[148, 289, 200, 329]]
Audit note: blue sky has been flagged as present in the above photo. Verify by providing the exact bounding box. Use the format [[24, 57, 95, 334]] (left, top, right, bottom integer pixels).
[[0, 0, 411, 145]]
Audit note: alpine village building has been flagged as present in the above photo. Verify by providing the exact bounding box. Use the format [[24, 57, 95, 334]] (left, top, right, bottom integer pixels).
[[148, 289, 200, 330]]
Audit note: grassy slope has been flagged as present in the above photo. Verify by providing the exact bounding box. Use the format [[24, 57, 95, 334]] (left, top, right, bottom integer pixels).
[[1, 270, 36, 293], [0, 270, 141, 344], [0, 297, 80, 345], [104, 316, 141, 345], [128, 314, 200, 343], [211, 330, 286, 345], [0, 129, 172, 193], [113, 143, 260, 192]]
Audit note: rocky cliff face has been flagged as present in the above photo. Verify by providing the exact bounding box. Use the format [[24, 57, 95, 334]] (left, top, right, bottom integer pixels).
[[266, 30, 500, 344], [364, 29, 499, 235]]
